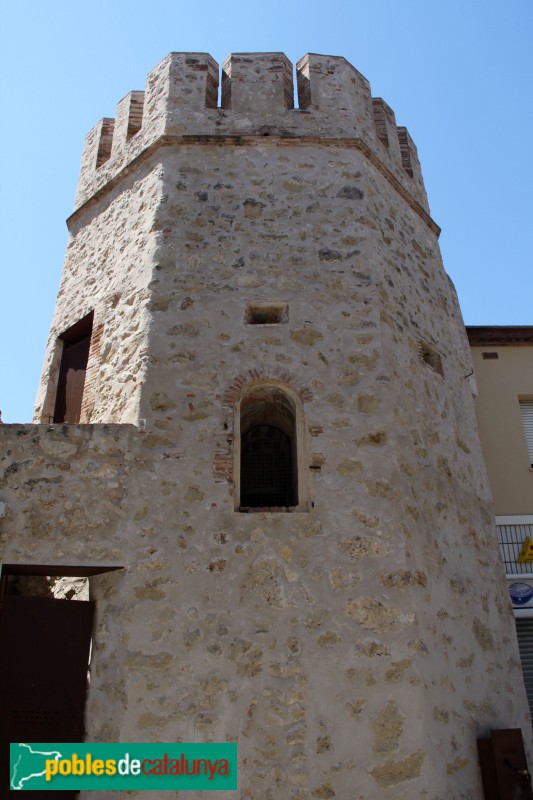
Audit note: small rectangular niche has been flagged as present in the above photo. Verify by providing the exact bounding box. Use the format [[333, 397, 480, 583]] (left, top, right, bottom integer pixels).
[[245, 302, 289, 325], [419, 342, 443, 376], [482, 352, 499, 360]]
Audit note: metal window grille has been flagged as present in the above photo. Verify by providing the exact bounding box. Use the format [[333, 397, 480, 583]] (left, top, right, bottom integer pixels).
[[240, 425, 296, 508], [497, 523, 533, 575]]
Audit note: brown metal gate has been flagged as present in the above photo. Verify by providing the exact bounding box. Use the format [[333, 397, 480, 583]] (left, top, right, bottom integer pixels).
[[0, 595, 94, 797]]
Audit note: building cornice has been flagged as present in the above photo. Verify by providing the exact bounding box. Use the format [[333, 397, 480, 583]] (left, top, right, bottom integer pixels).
[[467, 326, 533, 345]]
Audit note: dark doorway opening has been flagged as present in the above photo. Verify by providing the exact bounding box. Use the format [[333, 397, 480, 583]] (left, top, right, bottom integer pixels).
[[53, 312, 93, 423]]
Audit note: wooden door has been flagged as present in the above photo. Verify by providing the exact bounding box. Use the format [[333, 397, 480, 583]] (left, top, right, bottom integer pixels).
[[0, 595, 94, 797]]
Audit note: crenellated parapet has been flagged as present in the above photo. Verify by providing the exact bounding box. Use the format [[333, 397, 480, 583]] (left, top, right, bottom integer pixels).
[[73, 52, 430, 217]]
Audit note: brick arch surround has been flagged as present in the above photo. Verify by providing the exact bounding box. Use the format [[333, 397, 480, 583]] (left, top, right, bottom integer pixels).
[[221, 369, 313, 407]]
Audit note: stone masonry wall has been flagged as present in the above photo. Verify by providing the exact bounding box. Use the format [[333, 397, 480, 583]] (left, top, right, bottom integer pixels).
[[34, 161, 162, 424], [0, 413, 528, 799]]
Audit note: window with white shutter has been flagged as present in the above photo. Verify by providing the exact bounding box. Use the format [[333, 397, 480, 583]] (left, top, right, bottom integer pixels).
[[519, 399, 533, 467]]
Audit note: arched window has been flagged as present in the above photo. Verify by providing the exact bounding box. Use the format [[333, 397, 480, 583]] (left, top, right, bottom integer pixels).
[[239, 388, 298, 510]]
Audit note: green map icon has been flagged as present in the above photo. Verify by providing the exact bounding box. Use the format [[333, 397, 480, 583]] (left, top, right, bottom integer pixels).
[[10, 743, 63, 790]]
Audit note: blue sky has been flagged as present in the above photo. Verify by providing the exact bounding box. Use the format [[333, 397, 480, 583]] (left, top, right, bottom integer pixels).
[[1, 0, 532, 422]]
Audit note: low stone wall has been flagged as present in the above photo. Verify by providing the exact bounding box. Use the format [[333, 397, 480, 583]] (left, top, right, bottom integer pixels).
[[1, 422, 530, 798]]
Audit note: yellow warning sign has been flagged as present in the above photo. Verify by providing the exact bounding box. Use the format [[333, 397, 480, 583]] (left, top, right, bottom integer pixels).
[[518, 537, 533, 563]]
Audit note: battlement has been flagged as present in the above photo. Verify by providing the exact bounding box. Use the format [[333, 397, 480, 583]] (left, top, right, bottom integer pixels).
[[74, 52, 429, 214]]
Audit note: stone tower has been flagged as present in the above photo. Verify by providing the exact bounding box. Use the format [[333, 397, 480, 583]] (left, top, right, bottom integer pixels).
[[2, 52, 531, 798]]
